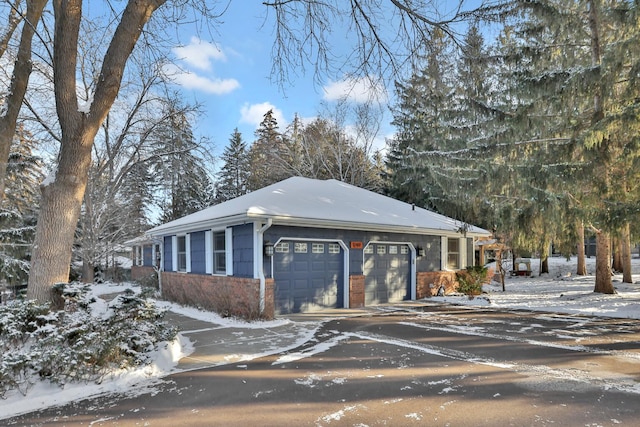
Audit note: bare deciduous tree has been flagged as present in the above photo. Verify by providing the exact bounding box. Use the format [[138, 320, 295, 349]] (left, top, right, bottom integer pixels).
[[27, 0, 167, 304], [263, 0, 492, 85], [0, 0, 46, 201]]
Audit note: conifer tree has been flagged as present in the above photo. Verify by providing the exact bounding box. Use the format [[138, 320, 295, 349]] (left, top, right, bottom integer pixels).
[[215, 128, 249, 203], [0, 125, 42, 288], [149, 106, 214, 222], [248, 109, 290, 190], [386, 29, 457, 209]]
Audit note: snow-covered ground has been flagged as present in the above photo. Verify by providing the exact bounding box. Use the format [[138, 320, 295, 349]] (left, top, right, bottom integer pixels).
[[435, 255, 640, 319], [1, 255, 639, 420]]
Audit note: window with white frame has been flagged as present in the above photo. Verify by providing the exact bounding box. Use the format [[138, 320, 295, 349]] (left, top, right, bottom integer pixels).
[[213, 231, 226, 274], [312, 243, 325, 253], [294, 242, 308, 253], [177, 236, 187, 272], [328, 243, 340, 254], [447, 238, 460, 270]]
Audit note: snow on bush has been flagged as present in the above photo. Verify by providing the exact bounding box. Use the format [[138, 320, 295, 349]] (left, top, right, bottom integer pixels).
[[0, 283, 176, 398]]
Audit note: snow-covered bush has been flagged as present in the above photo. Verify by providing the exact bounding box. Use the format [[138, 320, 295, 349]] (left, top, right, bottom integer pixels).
[[0, 283, 176, 398]]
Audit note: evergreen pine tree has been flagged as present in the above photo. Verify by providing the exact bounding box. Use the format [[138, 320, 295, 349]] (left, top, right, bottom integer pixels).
[[0, 125, 43, 288], [149, 106, 214, 222], [248, 109, 290, 190], [215, 128, 250, 203]]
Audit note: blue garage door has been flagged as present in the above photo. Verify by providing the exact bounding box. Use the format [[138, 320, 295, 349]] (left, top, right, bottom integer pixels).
[[363, 243, 411, 305], [274, 240, 344, 314]]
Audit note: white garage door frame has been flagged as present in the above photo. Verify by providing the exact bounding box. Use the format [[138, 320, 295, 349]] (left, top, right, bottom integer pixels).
[[362, 241, 416, 301], [271, 237, 350, 309]]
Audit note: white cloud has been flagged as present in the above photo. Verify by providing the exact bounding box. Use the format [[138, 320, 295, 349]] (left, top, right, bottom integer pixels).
[[240, 102, 286, 129], [163, 63, 240, 95], [172, 36, 226, 71], [322, 76, 388, 104]]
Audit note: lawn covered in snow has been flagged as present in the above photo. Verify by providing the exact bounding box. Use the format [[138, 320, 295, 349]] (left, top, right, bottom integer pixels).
[[432, 255, 640, 319]]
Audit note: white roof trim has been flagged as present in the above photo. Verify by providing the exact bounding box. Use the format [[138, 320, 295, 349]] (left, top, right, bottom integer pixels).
[[147, 177, 491, 237]]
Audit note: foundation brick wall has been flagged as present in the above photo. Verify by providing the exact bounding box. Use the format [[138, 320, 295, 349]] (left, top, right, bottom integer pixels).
[[416, 271, 459, 298], [161, 272, 275, 320], [349, 275, 365, 308]]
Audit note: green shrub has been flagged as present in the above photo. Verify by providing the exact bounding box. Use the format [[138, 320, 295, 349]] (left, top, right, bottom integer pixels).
[[456, 265, 489, 296], [0, 283, 177, 398]]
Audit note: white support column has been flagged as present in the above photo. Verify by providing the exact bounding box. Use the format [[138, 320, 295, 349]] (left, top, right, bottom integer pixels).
[[225, 227, 233, 276], [205, 230, 213, 274], [171, 236, 178, 272], [185, 234, 192, 273]]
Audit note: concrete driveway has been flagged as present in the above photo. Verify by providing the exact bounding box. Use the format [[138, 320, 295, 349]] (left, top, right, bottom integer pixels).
[[6, 304, 640, 426]]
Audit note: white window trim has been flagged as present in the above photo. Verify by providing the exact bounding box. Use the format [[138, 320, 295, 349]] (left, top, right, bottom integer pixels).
[[225, 227, 233, 276], [442, 236, 465, 271], [172, 235, 178, 272], [205, 230, 213, 274], [185, 234, 191, 273], [460, 238, 467, 269]]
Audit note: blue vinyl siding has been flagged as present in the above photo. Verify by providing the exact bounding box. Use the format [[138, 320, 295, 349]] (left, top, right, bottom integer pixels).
[[163, 236, 173, 271], [232, 224, 254, 278], [190, 231, 206, 274], [143, 245, 153, 266], [264, 226, 442, 273]]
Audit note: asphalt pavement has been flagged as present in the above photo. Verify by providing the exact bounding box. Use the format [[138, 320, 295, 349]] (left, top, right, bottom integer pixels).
[[5, 303, 640, 426]]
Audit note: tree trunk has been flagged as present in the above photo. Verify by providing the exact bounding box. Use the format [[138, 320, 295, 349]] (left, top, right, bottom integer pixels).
[[594, 229, 614, 294], [576, 220, 587, 275], [0, 0, 47, 199], [27, 132, 94, 302], [82, 259, 95, 283], [539, 239, 550, 275], [621, 223, 632, 284], [612, 236, 622, 273], [27, 0, 165, 303]]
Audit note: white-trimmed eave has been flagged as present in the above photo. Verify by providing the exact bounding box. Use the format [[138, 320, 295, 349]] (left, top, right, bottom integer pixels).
[[257, 214, 490, 238], [146, 211, 490, 239], [146, 213, 254, 237]]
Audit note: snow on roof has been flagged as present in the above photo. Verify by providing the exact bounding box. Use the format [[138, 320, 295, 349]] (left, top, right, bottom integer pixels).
[[148, 177, 490, 236]]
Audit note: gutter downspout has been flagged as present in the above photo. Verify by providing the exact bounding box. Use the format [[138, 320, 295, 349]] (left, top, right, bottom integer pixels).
[[257, 218, 273, 314]]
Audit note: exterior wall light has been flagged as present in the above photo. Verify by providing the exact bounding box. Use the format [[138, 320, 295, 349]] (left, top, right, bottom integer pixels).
[[264, 241, 275, 257], [416, 245, 426, 257]]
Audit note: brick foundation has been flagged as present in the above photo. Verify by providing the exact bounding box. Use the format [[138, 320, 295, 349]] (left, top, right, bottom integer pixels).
[[161, 272, 275, 320], [416, 271, 459, 298], [349, 275, 365, 308]]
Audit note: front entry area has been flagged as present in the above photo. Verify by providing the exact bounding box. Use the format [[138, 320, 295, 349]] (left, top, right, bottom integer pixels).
[[363, 242, 411, 305], [273, 240, 344, 314]]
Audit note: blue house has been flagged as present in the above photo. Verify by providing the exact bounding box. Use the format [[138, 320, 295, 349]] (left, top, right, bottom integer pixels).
[[130, 177, 490, 319]]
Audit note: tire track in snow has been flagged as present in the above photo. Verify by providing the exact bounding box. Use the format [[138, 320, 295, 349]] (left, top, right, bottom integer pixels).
[[346, 329, 640, 395]]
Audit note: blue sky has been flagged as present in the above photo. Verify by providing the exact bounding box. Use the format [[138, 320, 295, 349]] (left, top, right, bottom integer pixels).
[[159, 2, 394, 159]]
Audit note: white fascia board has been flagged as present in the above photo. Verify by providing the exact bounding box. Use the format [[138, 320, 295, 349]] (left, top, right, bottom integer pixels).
[[259, 215, 490, 238], [149, 212, 491, 240], [147, 214, 253, 237]]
